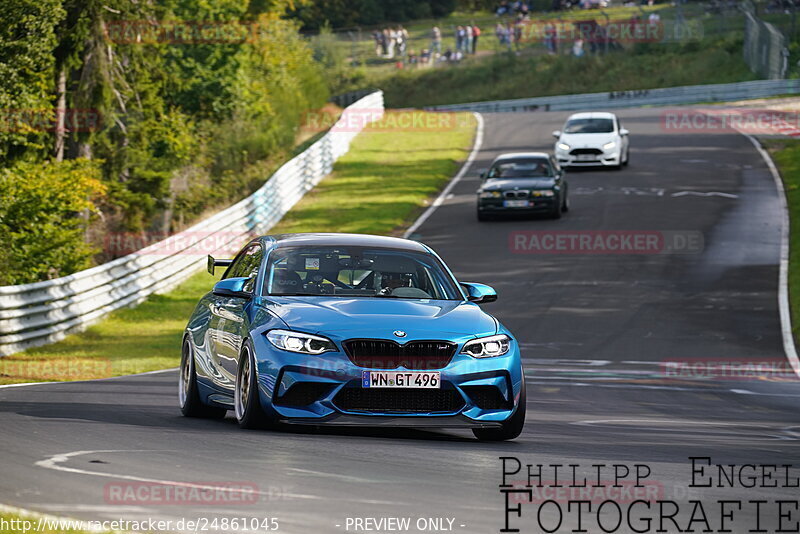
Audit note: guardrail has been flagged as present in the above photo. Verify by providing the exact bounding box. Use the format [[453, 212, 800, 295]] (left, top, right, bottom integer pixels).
[[426, 79, 800, 113], [0, 91, 385, 357]]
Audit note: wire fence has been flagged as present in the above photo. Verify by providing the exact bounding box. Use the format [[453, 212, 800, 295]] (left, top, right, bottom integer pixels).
[[743, 1, 789, 78]]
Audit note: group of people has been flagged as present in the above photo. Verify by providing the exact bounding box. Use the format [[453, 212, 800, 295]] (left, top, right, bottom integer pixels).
[[495, 1, 533, 16], [372, 27, 410, 59], [429, 24, 482, 57]]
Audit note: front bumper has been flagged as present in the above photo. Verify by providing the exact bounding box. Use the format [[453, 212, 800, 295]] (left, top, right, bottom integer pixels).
[[557, 149, 620, 167], [477, 197, 558, 214], [249, 332, 524, 427]]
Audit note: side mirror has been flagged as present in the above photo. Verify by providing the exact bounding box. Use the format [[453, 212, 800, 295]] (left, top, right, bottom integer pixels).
[[619, 128, 629, 136], [212, 277, 252, 299], [460, 282, 497, 304], [207, 255, 233, 276], [552, 130, 562, 139], [478, 168, 488, 180]]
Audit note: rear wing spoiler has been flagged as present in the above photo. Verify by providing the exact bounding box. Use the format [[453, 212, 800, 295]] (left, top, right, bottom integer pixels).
[[207, 255, 233, 276]]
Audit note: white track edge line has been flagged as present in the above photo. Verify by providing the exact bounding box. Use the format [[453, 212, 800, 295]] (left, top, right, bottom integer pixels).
[[0, 367, 178, 390], [744, 134, 800, 379], [403, 112, 484, 238]]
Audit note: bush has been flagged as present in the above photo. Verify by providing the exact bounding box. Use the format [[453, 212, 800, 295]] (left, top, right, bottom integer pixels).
[[0, 159, 106, 285]]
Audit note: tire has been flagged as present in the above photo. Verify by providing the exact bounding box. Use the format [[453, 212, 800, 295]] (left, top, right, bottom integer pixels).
[[235, 339, 275, 429], [550, 196, 562, 219], [477, 210, 490, 222], [473, 382, 526, 441], [562, 190, 570, 213], [623, 148, 630, 166], [179, 338, 227, 419]]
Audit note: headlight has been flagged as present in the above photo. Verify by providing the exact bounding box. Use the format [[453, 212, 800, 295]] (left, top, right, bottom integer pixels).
[[603, 141, 617, 150], [266, 329, 337, 355], [533, 190, 555, 197], [557, 142, 570, 151], [462, 334, 511, 358], [479, 190, 501, 198]]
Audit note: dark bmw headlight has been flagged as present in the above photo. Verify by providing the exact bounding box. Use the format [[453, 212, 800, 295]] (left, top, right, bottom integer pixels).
[[462, 334, 511, 358], [266, 329, 337, 355], [479, 191, 502, 199]]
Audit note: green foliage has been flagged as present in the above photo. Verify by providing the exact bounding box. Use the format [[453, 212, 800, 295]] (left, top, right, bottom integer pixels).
[[289, 0, 457, 30], [0, 0, 329, 283], [0, 159, 105, 284], [0, 0, 65, 161]]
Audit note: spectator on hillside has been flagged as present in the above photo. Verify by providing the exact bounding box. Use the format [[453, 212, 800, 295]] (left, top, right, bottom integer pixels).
[[572, 38, 584, 57], [431, 26, 442, 55], [472, 24, 481, 54], [455, 25, 465, 52], [372, 30, 383, 57], [465, 25, 473, 55], [381, 28, 389, 56], [544, 22, 557, 54], [396, 26, 409, 57]]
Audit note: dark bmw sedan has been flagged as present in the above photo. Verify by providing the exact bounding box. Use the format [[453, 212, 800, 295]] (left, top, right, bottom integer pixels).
[[476, 152, 569, 221]]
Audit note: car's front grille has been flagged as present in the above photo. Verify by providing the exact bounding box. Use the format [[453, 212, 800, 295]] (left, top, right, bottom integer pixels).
[[503, 190, 529, 199], [344, 339, 456, 369], [274, 382, 334, 407], [462, 385, 512, 410], [570, 148, 603, 155], [333, 387, 465, 413]]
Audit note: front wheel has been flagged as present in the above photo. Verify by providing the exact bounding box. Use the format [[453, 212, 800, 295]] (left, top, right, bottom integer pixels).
[[550, 197, 562, 219], [179, 338, 227, 419], [235, 340, 276, 429], [472, 383, 526, 441]]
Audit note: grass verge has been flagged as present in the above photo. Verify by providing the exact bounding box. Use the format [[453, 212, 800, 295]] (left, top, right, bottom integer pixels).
[[0, 111, 476, 385], [376, 36, 754, 108], [763, 138, 800, 346]]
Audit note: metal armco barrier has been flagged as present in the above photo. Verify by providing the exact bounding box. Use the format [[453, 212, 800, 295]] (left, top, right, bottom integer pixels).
[[0, 91, 385, 356], [426, 79, 800, 113]]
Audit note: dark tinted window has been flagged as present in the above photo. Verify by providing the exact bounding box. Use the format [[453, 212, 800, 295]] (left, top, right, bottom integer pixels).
[[564, 118, 614, 134], [487, 158, 552, 179], [265, 246, 461, 300], [225, 244, 263, 292]]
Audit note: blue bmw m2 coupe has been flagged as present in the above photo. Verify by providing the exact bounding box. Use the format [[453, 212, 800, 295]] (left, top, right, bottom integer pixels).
[[179, 233, 525, 441]]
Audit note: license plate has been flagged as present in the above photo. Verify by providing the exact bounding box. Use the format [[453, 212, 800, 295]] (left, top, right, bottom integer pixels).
[[362, 371, 441, 389], [576, 154, 596, 161], [503, 199, 529, 208]]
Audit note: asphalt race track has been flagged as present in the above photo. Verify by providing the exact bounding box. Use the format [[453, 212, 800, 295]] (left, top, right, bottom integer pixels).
[[1, 108, 799, 534]]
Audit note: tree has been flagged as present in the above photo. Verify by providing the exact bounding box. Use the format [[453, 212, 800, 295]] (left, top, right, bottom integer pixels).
[[0, 0, 65, 162]]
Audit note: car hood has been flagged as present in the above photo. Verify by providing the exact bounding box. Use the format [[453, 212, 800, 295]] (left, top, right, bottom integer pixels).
[[260, 296, 497, 339], [559, 132, 617, 147], [481, 177, 556, 191]]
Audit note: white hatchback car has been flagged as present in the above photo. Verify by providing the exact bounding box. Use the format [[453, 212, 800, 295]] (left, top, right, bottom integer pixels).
[[553, 112, 630, 169]]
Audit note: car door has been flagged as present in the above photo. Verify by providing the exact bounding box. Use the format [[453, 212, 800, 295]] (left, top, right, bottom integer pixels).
[[616, 116, 629, 153], [208, 243, 263, 391]]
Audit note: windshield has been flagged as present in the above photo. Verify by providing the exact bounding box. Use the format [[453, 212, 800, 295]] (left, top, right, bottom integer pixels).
[[564, 118, 614, 134], [487, 158, 552, 179], [264, 246, 462, 300]]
